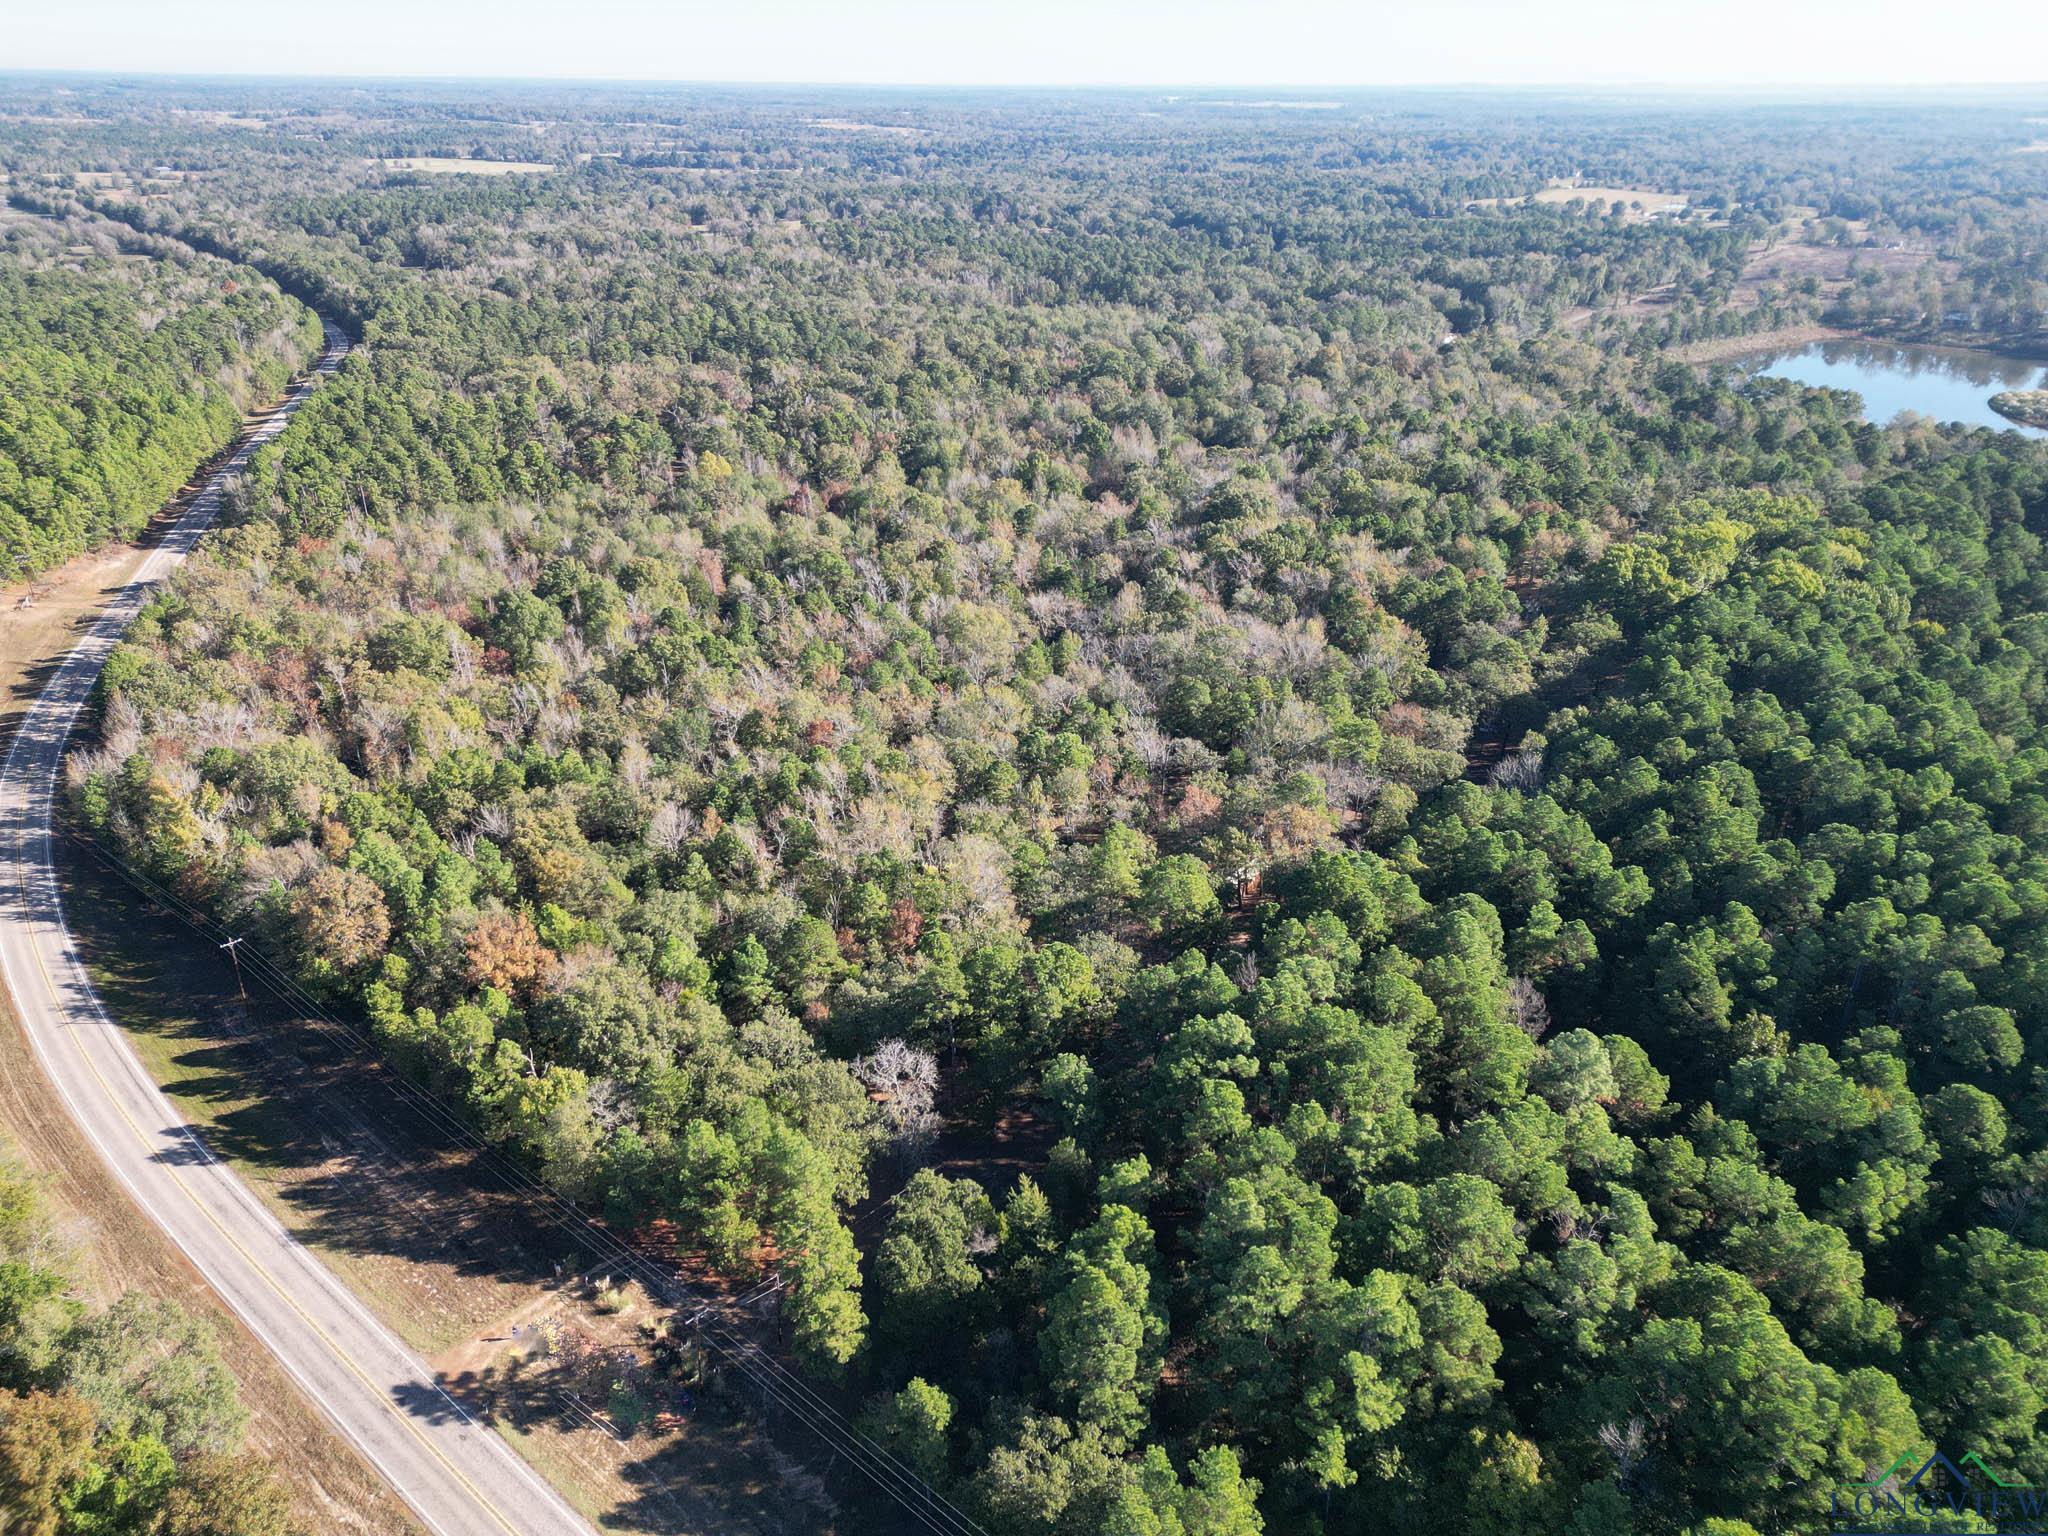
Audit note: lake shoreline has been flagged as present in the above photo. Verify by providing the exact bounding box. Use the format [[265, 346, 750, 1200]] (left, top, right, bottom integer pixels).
[[1683, 325, 2048, 370], [1673, 324, 1853, 364], [1713, 333, 2048, 437], [1991, 389, 2048, 429]]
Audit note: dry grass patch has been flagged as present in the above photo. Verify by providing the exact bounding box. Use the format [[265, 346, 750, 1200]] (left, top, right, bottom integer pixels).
[[809, 119, 917, 137]]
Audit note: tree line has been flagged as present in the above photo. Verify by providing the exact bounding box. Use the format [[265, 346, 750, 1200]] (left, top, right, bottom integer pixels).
[[5, 78, 2048, 1536], [0, 203, 320, 579]]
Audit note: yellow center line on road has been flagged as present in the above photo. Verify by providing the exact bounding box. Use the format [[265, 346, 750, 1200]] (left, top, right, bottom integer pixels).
[[15, 855, 529, 1536], [0, 330, 586, 1536]]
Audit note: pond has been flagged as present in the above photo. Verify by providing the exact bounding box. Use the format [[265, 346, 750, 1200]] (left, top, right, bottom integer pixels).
[[1742, 339, 2048, 436]]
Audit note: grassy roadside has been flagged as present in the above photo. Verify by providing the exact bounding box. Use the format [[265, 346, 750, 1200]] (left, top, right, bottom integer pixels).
[[0, 979, 423, 1536], [0, 534, 419, 1536], [55, 828, 814, 1535]]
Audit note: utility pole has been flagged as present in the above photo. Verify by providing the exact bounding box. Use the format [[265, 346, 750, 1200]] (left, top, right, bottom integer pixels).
[[218, 936, 246, 1002]]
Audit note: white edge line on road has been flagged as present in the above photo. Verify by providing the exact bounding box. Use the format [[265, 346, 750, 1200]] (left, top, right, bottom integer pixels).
[[0, 327, 598, 1536]]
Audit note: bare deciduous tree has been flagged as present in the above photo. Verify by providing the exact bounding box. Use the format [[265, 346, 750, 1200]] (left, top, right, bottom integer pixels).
[[647, 799, 695, 856], [1490, 747, 1545, 791], [857, 1038, 942, 1161], [1598, 1418, 1649, 1490], [1507, 976, 1552, 1040]]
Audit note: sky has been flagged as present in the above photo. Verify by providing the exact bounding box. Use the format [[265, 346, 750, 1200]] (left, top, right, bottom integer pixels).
[[6, 0, 2047, 88]]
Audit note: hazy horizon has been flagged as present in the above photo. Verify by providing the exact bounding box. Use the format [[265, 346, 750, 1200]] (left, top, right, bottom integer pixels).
[[11, 0, 2048, 90], [7, 69, 2046, 97]]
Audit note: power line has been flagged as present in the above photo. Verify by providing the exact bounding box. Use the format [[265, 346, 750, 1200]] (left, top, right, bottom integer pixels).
[[218, 935, 247, 1000], [64, 832, 983, 1534], [55, 826, 992, 1536], [28, 310, 989, 1536]]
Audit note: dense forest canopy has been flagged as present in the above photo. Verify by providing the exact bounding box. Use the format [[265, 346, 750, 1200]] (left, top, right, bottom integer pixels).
[[0, 206, 319, 577], [4, 76, 2048, 1536]]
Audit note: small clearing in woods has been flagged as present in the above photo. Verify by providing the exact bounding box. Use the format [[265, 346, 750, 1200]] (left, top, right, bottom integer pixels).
[[1471, 181, 1695, 220], [809, 119, 918, 137], [1743, 238, 1947, 284], [170, 108, 269, 129]]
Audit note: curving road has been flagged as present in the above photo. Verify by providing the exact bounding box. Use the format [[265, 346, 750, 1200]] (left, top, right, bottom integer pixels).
[[0, 322, 596, 1536]]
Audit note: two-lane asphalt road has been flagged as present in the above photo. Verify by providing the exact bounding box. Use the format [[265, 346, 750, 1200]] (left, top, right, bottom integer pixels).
[[0, 322, 597, 1536]]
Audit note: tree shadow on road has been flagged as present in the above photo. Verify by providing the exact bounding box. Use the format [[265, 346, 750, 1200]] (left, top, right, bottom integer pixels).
[[61, 842, 579, 1296], [54, 832, 850, 1534]]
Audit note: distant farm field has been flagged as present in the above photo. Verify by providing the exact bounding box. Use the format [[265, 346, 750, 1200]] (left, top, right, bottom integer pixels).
[[809, 118, 917, 136], [1471, 180, 1693, 219], [380, 156, 553, 174]]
